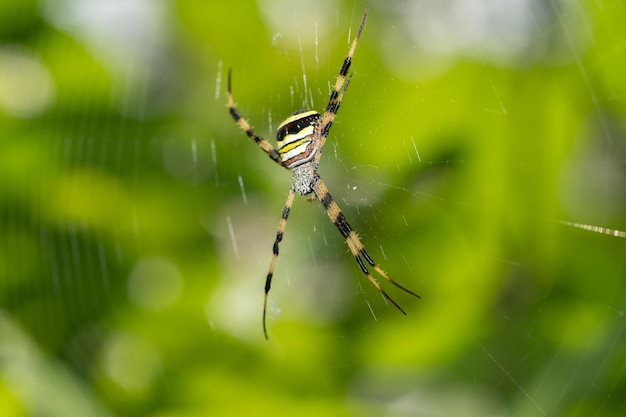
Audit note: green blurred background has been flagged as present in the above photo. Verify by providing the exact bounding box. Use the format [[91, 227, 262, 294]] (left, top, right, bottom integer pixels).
[[1, 0, 625, 416]]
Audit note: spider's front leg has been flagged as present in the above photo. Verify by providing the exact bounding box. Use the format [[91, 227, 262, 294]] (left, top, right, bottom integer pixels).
[[312, 175, 420, 311], [262, 187, 296, 339]]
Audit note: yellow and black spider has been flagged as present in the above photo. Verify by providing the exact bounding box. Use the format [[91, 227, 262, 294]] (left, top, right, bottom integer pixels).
[[227, 8, 419, 339]]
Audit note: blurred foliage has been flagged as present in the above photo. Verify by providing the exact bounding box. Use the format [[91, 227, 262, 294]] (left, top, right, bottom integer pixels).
[[1, 0, 626, 416]]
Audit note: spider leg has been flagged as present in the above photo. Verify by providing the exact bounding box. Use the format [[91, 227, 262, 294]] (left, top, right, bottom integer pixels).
[[315, 8, 367, 166], [263, 187, 296, 339], [227, 69, 285, 168], [312, 176, 420, 312]]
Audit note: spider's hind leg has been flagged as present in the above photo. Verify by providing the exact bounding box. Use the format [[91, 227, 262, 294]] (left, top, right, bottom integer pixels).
[[227, 69, 284, 167]]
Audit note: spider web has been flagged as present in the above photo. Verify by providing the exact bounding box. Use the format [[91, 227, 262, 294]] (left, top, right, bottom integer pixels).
[[1, 0, 625, 416]]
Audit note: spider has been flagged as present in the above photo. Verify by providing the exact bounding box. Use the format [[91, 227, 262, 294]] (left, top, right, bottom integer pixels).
[[227, 7, 419, 339]]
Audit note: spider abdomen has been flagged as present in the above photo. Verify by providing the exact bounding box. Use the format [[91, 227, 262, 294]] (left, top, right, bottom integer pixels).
[[276, 110, 322, 168]]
